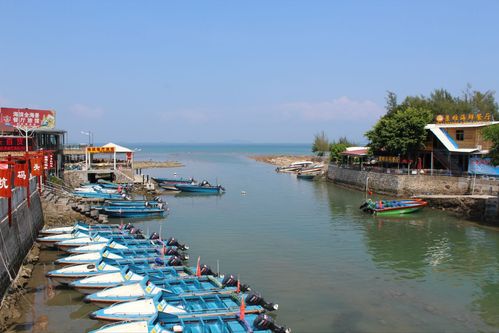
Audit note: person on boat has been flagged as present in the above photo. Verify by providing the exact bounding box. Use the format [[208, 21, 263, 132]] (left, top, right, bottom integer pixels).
[[200, 180, 211, 187]]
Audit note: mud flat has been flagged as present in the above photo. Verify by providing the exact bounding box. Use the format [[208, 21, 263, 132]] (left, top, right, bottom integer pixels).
[[134, 160, 183, 169]]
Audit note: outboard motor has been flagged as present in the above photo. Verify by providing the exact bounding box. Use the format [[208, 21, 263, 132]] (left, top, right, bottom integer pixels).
[[150, 232, 160, 240], [199, 264, 215, 276], [167, 256, 183, 266], [166, 237, 189, 251], [221, 274, 250, 291], [246, 292, 279, 311], [253, 314, 290, 333]]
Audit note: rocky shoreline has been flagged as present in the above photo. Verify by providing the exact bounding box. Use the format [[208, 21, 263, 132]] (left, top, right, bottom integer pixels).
[[249, 154, 323, 167]]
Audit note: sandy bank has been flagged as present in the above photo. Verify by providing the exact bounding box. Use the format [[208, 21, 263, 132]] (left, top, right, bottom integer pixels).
[[134, 161, 183, 169], [250, 155, 324, 167]]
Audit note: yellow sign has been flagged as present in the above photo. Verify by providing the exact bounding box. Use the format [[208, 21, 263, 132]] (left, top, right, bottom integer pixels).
[[378, 156, 400, 163], [436, 113, 493, 123], [86, 146, 115, 153]]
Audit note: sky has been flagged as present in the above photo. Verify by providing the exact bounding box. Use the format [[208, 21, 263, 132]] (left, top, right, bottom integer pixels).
[[0, 1, 498, 144]]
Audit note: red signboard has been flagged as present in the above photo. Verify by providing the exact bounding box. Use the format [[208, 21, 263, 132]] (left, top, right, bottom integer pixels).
[[31, 158, 43, 176], [0, 169, 12, 198], [0, 107, 56, 129], [49, 154, 54, 169], [14, 164, 28, 187], [0, 136, 33, 152]]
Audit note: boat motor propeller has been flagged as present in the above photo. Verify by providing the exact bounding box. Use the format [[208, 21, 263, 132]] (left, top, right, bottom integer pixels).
[[166, 237, 189, 251], [246, 292, 279, 311], [253, 314, 291, 333], [221, 274, 250, 291]]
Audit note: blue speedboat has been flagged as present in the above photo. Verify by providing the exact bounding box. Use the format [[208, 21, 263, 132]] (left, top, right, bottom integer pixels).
[[88, 313, 290, 333], [89, 292, 265, 322], [39, 221, 123, 236], [55, 246, 187, 266], [46, 256, 185, 285], [102, 206, 167, 218], [175, 181, 225, 194], [152, 177, 194, 184], [83, 273, 249, 307], [73, 265, 197, 295], [67, 236, 187, 254], [73, 191, 127, 200]]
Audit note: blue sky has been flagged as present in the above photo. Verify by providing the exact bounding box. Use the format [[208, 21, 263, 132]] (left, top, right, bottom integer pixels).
[[0, 1, 498, 144]]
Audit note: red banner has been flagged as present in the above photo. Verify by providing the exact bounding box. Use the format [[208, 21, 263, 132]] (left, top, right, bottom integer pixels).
[[49, 154, 54, 169], [0, 169, 12, 198], [14, 164, 29, 187], [31, 158, 43, 176]]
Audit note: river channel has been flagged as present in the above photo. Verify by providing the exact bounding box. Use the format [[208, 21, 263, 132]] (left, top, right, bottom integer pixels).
[[10, 144, 499, 332]]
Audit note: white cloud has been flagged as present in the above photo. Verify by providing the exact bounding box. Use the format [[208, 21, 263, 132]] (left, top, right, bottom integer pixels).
[[70, 104, 104, 119], [278, 96, 384, 122]]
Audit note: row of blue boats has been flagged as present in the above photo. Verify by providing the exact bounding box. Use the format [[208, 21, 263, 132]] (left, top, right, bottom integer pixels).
[[37, 221, 290, 333]]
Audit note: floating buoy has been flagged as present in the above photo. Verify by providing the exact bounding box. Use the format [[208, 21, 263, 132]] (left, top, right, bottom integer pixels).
[[241, 191, 247, 195]]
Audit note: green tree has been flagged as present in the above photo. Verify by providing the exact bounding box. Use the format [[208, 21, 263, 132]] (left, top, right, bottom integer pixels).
[[482, 124, 499, 165], [329, 137, 357, 162], [365, 107, 433, 158], [312, 131, 329, 156]]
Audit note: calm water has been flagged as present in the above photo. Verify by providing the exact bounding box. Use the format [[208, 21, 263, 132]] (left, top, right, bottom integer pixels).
[[11, 144, 499, 332]]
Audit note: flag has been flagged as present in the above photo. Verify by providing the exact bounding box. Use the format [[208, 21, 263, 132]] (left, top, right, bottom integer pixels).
[[14, 163, 29, 187], [239, 295, 246, 321], [0, 169, 12, 198], [196, 256, 201, 277]]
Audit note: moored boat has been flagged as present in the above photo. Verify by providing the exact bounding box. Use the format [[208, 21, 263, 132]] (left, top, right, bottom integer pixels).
[[276, 161, 314, 173], [360, 199, 428, 216], [88, 313, 290, 333], [175, 181, 225, 194], [89, 293, 267, 322]]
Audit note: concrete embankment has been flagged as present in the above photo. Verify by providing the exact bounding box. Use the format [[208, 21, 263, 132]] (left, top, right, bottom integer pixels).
[[327, 164, 499, 223], [0, 178, 43, 317]]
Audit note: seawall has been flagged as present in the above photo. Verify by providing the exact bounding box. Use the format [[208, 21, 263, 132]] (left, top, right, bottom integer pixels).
[[0, 178, 43, 301], [327, 164, 499, 222]]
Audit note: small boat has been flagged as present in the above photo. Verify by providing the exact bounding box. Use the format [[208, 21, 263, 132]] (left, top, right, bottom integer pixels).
[[55, 246, 186, 266], [68, 236, 188, 254], [73, 191, 127, 200], [296, 173, 318, 180], [39, 221, 122, 236], [74, 266, 194, 296], [104, 197, 164, 207], [175, 181, 225, 194], [89, 293, 267, 322], [360, 199, 428, 216], [46, 256, 184, 285], [298, 164, 324, 174], [88, 313, 290, 333], [84, 273, 249, 307], [276, 161, 314, 173], [152, 177, 194, 184], [102, 206, 167, 218]]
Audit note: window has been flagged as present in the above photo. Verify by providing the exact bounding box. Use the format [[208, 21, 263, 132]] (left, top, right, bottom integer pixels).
[[456, 130, 464, 141]]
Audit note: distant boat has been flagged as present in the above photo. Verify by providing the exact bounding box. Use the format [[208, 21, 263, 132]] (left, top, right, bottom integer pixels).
[[175, 180, 225, 194], [296, 173, 318, 180], [360, 199, 427, 216], [276, 161, 314, 173]]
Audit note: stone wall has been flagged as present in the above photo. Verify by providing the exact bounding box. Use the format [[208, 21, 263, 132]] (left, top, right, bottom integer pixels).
[[0, 178, 43, 301], [327, 164, 499, 196]]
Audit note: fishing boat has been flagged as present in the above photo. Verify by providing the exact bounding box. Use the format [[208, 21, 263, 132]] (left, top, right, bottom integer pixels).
[[175, 181, 225, 194], [275, 161, 314, 173], [89, 293, 267, 322], [104, 198, 163, 207], [55, 246, 187, 266], [39, 221, 122, 236], [360, 199, 428, 216], [73, 191, 127, 200], [83, 274, 247, 307], [68, 236, 188, 254], [88, 313, 290, 333], [152, 176, 194, 184], [296, 172, 320, 180], [74, 266, 195, 296], [102, 206, 167, 218], [46, 256, 185, 285]]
